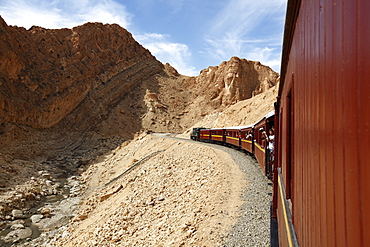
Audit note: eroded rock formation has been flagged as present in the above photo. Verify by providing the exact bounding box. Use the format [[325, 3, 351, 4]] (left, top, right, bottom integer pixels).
[[0, 15, 278, 161], [0, 16, 159, 129], [194, 56, 279, 107], [0, 17, 279, 239]]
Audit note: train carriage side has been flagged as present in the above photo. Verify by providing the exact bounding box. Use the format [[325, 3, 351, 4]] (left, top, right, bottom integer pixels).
[[210, 128, 225, 143], [274, 0, 370, 246], [191, 127, 206, 141], [199, 129, 211, 142], [253, 111, 274, 176], [225, 127, 241, 147], [240, 124, 254, 154], [254, 118, 267, 173]]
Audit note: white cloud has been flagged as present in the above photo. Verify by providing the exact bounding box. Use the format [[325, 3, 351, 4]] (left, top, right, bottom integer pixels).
[[0, 0, 285, 75], [0, 0, 132, 29], [135, 33, 198, 76], [204, 0, 286, 73], [0, 0, 198, 76], [209, 0, 286, 37], [204, 36, 282, 72], [246, 47, 281, 72]]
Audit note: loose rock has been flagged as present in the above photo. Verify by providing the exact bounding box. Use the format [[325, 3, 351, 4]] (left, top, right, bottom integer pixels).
[[2, 227, 32, 243], [12, 209, 25, 219], [30, 214, 43, 223]]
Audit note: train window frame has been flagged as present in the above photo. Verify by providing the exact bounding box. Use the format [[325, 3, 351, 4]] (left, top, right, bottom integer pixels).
[[286, 88, 294, 204]]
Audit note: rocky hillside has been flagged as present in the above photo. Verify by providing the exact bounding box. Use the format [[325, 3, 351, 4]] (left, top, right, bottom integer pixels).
[[0, 16, 279, 245], [0, 15, 278, 182], [195, 57, 278, 106], [0, 18, 158, 129]]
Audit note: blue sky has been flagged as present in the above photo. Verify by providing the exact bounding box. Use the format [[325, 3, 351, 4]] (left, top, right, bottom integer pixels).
[[0, 0, 287, 76]]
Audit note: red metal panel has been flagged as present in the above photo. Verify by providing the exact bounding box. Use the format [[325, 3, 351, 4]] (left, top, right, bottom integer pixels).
[[211, 129, 224, 143], [358, 0, 370, 243], [225, 129, 240, 147], [225, 136, 239, 146], [342, 1, 362, 246], [311, 2, 321, 245], [278, 0, 370, 246], [254, 144, 265, 172], [304, 5, 311, 245], [304, 6, 311, 244], [332, 1, 347, 245], [240, 127, 253, 153], [199, 129, 210, 141], [254, 119, 267, 173], [318, 0, 328, 245], [322, 1, 336, 245], [241, 139, 253, 153]]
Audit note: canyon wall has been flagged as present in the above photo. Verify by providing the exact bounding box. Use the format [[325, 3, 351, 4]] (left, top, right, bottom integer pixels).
[[195, 56, 278, 106], [0, 16, 160, 129], [0, 16, 278, 160]]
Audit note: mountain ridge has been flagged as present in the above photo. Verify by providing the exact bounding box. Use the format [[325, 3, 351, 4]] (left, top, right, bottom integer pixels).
[[0, 15, 278, 160]]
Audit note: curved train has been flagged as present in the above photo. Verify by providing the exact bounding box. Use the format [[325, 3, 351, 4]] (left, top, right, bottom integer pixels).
[[190, 111, 279, 243], [190, 110, 275, 179], [192, 0, 370, 246]]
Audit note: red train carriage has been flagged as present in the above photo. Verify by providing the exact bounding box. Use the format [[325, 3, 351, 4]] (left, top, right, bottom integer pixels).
[[274, 0, 370, 246], [225, 127, 241, 147], [199, 129, 211, 142], [253, 111, 274, 177], [240, 124, 254, 153], [210, 128, 225, 143], [190, 127, 206, 141]]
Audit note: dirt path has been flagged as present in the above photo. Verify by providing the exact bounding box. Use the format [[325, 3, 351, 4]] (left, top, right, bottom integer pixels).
[[42, 132, 271, 246]]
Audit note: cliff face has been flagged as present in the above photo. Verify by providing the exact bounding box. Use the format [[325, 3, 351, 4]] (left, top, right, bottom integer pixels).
[[0, 16, 159, 129], [0, 16, 278, 161], [194, 57, 279, 107]]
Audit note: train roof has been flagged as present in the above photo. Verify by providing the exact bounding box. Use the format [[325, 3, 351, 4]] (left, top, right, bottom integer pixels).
[[279, 0, 301, 97], [207, 111, 274, 131], [254, 110, 275, 125], [209, 127, 224, 130], [264, 110, 275, 119], [224, 123, 254, 130], [201, 110, 275, 132]]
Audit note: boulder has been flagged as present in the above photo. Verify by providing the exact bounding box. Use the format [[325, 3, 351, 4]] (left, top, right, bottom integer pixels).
[[12, 209, 26, 219], [30, 214, 43, 223], [2, 227, 32, 243]]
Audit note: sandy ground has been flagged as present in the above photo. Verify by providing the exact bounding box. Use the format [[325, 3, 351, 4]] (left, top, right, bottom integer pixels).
[[50, 132, 247, 246], [1, 84, 277, 246]]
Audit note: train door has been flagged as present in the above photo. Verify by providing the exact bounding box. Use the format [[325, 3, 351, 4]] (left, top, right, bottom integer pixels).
[[286, 89, 294, 211]]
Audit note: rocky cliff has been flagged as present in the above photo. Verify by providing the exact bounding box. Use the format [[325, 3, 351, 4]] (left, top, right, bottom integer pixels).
[[0, 16, 160, 129], [0, 16, 279, 232], [0, 15, 278, 162], [195, 57, 278, 106]]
